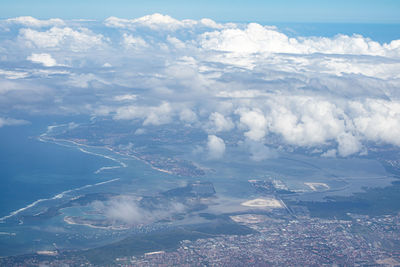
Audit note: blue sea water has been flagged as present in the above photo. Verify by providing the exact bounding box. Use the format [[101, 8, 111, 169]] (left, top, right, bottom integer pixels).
[[0, 118, 183, 256], [0, 122, 114, 218]]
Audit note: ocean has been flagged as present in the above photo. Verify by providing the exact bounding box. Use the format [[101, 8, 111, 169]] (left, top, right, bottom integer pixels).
[[0, 121, 114, 219]]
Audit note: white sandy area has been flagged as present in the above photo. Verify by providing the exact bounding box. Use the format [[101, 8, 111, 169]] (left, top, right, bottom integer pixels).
[[241, 198, 283, 208], [230, 214, 271, 224], [304, 182, 330, 191], [64, 216, 129, 230]]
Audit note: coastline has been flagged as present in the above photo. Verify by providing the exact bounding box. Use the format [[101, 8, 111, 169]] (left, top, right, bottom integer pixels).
[[40, 132, 175, 176], [63, 216, 130, 231], [0, 178, 120, 222]]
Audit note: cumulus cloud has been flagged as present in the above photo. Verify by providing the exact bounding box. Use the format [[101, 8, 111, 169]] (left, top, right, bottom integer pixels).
[[207, 112, 234, 133], [337, 133, 362, 157], [104, 13, 223, 31], [19, 27, 105, 51], [1, 14, 400, 158], [200, 23, 400, 57], [105, 13, 184, 31], [349, 99, 400, 147], [237, 109, 268, 142], [167, 35, 186, 49], [27, 53, 57, 67], [114, 102, 173, 126], [97, 198, 147, 225], [180, 108, 198, 124], [207, 135, 226, 159], [122, 33, 147, 49], [92, 196, 185, 225], [266, 96, 346, 146]]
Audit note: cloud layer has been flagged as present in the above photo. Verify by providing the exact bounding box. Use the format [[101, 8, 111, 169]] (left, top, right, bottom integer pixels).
[[1, 14, 400, 158]]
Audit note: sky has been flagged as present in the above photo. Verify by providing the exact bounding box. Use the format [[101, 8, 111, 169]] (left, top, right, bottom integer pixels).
[[1, 0, 400, 23]]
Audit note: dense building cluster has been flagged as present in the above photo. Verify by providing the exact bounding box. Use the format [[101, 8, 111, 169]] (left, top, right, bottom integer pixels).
[[2, 212, 399, 266], [123, 213, 400, 266]]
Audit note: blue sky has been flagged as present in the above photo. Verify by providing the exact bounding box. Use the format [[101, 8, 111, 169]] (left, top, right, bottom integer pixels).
[[1, 0, 399, 23]]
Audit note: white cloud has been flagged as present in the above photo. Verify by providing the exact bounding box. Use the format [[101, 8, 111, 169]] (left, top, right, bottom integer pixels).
[[143, 102, 173, 125], [179, 108, 198, 123], [207, 112, 234, 133], [132, 13, 184, 30], [113, 94, 137, 102], [200, 23, 400, 57], [7, 16, 64, 27], [349, 99, 400, 146], [67, 73, 109, 88], [92, 196, 185, 225], [167, 36, 186, 49], [266, 96, 345, 146], [122, 33, 147, 49], [19, 27, 105, 51], [101, 198, 147, 224], [207, 135, 226, 159], [237, 109, 268, 142], [0, 70, 29, 79], [0, 79, 50, 98], [337, 133, 362, 157], [199, 18, 223, 29], [27, 53, 57, 67], [2, 14, 400, 159], [104, 13, 222, 31], [321, 149, 337, 158], [104, 14, 184, 31], [135, 128, 146, 135], [240, 139, 276, 161], [114, 102, 173, 126], [103, 17, 130, 28], [0, 117, 29, 128]]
